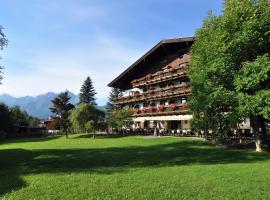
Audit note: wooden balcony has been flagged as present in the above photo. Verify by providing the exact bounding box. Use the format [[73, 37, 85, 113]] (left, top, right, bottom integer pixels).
[[133, 104, 189, 117], [131, 61, 189, 88], [114, 84, 191, 105]]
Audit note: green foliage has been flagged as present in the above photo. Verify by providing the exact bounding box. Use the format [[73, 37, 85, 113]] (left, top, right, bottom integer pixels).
[[0, 25, 8, 84], [9, 106, 29, 126], [189, 0, 270, 142], [0, 102, 41, 137], [50, 90, 74, 137], [0, 103, 12, 132], [28, 116, 41, 127], [69, 103, 105, 134], [235, 55, 270, 120], [79, 76, 97, 105], [112, 107, 133, 129]]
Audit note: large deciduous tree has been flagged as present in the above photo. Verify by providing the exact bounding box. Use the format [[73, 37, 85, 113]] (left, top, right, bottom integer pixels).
[[112, 107, 133, 132], [189, 0, 270, 150], [79, 76, 97, 105], [0, 25, 8, 84], [50, 90, 74, 138]]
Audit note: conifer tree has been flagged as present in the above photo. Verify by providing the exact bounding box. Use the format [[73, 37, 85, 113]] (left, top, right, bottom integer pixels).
[[79, 76, 97, 105], [106, 88, 123, 112], [106, 88, 124, 129]]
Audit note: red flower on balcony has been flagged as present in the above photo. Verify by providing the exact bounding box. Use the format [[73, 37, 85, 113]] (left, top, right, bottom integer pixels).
[[170, 103, 177, 110], [169, 66, 176, 72], [142, 107, 148, 113], [157, 71, 163, 76], [134, 108, 141, 114], [148, 89, 155, 94], [146, 74, 152, 80], [169, 84, 175, 89], [157, 105, 165, 112], [148, 106, 156, 112]]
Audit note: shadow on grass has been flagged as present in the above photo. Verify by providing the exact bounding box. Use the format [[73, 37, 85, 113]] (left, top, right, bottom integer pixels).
[[72, 133, 130, 139], [1, 138, 270, 196], [0, 135, 62, 145]]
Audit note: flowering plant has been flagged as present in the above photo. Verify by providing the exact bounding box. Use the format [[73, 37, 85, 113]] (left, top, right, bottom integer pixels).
[[170, 103, 177, 110], [157, 105, 165, 111]]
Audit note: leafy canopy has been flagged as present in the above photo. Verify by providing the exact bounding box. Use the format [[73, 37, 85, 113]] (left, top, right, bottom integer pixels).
[[112, 107, 133, 129], [189, 0, 270, 140], [69, 103, 105, 133]]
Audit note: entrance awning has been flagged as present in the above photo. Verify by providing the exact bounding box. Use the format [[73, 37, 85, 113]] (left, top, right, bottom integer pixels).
[[133, 115, 193, 122]]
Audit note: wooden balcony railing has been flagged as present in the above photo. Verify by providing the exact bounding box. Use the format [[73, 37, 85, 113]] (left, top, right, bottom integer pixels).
[[114, 84, 191, 105], [133, 104, 189, 117], [131, 62, 189, 88]]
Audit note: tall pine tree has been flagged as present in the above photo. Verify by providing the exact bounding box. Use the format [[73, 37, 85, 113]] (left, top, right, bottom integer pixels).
[[79, 76, 97, 105]]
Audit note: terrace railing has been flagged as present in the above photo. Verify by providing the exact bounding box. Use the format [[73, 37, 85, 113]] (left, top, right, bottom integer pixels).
[[133, 104, 189, 117], [131, 63, 189, 88], [114, 84, 191, 105]]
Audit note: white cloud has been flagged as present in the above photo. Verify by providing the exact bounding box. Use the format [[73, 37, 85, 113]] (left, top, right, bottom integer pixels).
[[0, 34, 144, 102]]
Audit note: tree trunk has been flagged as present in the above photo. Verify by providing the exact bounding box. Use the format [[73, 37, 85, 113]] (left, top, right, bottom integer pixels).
[[250, 115, 266, 152], [255, 133, 262, 152]]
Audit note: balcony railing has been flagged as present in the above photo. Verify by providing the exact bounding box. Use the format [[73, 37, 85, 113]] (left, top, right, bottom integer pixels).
[[133, 104, 189, 117], [114, 84, 191, 105], [131, 61, 189, 88]]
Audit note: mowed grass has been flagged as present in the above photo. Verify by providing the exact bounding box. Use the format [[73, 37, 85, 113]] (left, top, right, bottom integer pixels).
[[1, 134, 270, 200]]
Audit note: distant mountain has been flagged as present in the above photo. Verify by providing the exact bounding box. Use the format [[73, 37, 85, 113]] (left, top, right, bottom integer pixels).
[[0, 92, 79, 119]]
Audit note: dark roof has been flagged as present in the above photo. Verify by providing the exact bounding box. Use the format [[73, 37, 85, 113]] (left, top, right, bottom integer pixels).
[[108, 37, 195, 89]]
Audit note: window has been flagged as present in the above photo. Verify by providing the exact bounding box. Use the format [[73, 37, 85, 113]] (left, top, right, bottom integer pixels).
[[160, 100, 166, 105], [181, 97, 187, 104], [143, 102, 148, 107]]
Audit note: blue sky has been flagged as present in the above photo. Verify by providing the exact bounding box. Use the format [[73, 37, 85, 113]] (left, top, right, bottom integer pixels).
[[0, 0, 223, 105]]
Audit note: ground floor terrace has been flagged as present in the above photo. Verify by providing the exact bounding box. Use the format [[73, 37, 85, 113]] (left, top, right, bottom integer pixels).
[[129, 115, 261, 139], [132, 115, 194, 136]]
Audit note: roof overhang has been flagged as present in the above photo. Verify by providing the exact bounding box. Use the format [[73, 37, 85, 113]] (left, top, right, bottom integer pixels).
[[108, 37, 195, 90]]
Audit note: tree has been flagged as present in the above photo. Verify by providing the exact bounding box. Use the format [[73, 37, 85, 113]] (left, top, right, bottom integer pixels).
[[0, 25, 8, 84], [79, 76, 97, 105], [106, 88, 124, 129], [189, 0, 270, 150], [112, 107, 133, 132], [9, 106, 29, 126], [0, 103, 12, 133], [50, 90, 74, 138], [69, 103, 105, 138]]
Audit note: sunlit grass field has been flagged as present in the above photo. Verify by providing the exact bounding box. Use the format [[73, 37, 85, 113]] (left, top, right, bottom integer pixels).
[[1, 134, 270, 200]]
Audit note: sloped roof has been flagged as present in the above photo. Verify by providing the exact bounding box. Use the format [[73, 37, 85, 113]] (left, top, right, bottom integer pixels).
[[108, 37, 195, 89]]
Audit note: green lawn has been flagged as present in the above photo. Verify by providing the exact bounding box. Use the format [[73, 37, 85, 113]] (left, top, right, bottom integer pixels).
[[1, 134, 270, 200]]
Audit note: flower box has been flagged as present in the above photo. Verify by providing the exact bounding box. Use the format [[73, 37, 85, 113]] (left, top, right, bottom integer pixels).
[[157, 105, 165, 112], [170, 103, 177, 110]]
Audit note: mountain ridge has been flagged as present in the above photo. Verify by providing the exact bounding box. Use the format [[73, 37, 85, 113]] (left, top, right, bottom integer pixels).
[[0, 92, 79, 119]]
